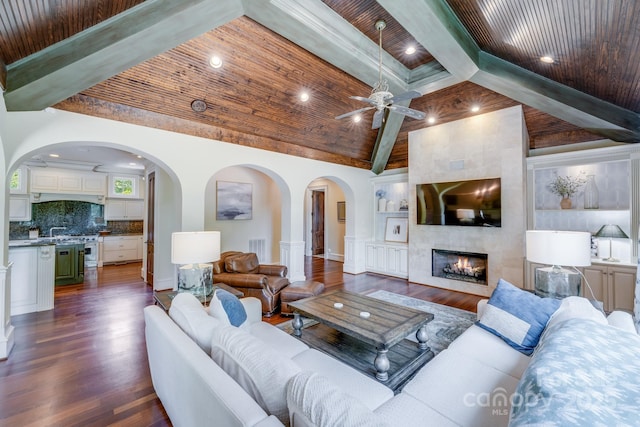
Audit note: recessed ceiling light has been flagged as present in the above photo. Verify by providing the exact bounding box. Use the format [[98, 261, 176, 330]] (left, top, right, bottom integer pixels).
[[209, 55, 223, 69], [353, 115, 362, 123], [300, 92, 310, 102], [129, 162, 137, 166], [427, 116, 436, 124], [136, 155, 142, 159], [540, 56, 554, 64], [405, 46, 416, 55], [471, 105, 480, 113], [49, 154, 60, 158]]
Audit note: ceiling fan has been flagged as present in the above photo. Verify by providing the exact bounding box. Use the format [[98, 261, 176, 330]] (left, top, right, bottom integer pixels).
[[336, 20, 426, 129]]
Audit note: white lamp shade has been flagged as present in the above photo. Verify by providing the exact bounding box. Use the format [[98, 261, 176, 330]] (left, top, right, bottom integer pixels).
[[171, 231, 221, 265], [526, 230, 591, 267]]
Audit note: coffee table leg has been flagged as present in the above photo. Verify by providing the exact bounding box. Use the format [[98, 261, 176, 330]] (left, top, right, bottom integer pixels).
[[292, 313, 304, 337], [374, 346, 390, 381], [416, 325, 429, 350]]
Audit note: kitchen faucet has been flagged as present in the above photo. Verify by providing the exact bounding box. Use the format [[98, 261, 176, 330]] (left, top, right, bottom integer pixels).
[[49, 226, 67, 238]]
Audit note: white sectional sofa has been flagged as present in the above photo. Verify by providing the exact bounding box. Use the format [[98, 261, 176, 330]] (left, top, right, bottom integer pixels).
[[144, 283, 639, 427]]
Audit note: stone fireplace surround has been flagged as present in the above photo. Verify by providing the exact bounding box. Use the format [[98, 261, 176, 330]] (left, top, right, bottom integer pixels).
[[408, 106, 528, 297]]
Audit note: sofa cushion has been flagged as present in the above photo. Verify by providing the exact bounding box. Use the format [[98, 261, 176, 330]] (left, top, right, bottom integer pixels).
[[447, 324, 531, 379], [248, 321, 310, 359], [286, 371, 391, 427], [225, 252, 260, 274], [291, 349, 393, 411], [402, 349, 519, 427], [477, 278, 560, 355], [546, 296, 607, 330], [168, 292, 221, 353], [213, 251, 242, 274], [374, 393, 459, 427], [211, 324, 301, 424], [209, 288, 247, 327]]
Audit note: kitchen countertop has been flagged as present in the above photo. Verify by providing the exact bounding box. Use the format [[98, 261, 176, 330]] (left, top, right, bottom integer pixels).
[[9, 240, 57, 247]]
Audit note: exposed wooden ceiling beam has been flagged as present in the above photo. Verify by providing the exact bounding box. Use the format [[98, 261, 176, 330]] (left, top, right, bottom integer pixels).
[[4, 0, 244, 111], [0, 59, 6, 92], [379, 0, 640, 143], [370, 108, 407, 175]]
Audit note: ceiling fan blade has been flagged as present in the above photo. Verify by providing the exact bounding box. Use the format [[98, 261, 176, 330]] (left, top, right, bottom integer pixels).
[[371, 109, 384, 129], [388, 90, 422, 103], [350, 95, 377, 105], [388, 105, 427, 120], [335, 106, 375, 120]]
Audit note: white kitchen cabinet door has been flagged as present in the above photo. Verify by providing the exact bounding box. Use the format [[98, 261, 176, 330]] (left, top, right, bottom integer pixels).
[[9, 195, 31, 221]]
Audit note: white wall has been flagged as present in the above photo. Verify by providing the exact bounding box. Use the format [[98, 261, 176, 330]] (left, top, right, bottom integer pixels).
[[205, 166, 282, 263], [1, 109, 375, 300], [408, 106, 528, 296]]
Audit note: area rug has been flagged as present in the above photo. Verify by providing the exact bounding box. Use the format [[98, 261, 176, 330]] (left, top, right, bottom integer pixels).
[[278, 290, 477, 356], [366, 290, 477, 355]]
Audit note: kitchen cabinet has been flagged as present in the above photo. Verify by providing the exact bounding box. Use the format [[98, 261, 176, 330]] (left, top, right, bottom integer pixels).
[[104, 199, 144, 220], [8, 244, 55, 315], [9, 195, 31, 221], [582, 262, 636, 313], [55, 244, 85, 285], [102, 235, 142, 264], [30, 168, 107, 195]]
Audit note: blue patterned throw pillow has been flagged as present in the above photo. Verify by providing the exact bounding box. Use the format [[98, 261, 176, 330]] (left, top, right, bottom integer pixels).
[[477, 278, 561, 355], [209, 288, 247, 327]]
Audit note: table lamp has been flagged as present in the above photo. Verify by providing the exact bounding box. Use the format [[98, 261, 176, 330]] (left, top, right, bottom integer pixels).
[[594, 224, 628, 262], [525, 230, 591, 299], [171, 231, 221, 305]]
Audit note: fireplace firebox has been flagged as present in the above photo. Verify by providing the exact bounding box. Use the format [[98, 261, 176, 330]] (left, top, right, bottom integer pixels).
[[432, 249, 488, 285]]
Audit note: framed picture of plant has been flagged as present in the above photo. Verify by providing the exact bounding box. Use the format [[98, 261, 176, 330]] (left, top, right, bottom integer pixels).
[[216, 181, 252, 220], [337, 201, 346, 222]]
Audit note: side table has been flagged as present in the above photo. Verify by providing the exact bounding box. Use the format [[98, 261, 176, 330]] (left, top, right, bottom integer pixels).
[[153, 283, 244, 311]]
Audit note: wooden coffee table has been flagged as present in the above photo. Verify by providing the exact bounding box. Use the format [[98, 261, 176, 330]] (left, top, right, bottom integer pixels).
[[289, 290, 434, 391], [153, 283, 244, 311]]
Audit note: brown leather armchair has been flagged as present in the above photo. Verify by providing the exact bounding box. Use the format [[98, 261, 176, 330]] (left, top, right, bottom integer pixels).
[[212, 251, 289, 317]]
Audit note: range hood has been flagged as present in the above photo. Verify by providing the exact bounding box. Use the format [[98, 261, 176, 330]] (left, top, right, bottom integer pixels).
[[31, 192, 105, 204]]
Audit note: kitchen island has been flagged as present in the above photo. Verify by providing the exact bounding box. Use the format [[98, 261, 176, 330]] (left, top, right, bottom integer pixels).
[[8, 241, 56, 315]]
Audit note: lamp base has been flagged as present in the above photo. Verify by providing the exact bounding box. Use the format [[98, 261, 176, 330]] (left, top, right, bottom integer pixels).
[[534, 266, 581, 299], [177, 263, 213, 302]]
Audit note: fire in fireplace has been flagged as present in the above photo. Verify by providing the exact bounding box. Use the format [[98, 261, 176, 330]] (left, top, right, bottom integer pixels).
[[432, 249, 488, 285]]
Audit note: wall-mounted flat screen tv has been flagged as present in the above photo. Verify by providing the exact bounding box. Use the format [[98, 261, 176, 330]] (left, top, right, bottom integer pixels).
[[416, 177, 501, 227]]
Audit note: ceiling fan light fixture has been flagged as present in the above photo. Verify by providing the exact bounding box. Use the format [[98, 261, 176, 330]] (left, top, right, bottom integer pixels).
[[300, 92, 310, 102], [427, 116, 436, 124], [335, 19, 426, 127], [353, 114, 362, 123]]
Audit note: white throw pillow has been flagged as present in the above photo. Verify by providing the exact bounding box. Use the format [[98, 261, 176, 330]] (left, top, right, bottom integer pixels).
[[546, 296, 607, 330], [168, 293, 221, 353], [286, 371, 391, 427], [211, 324, 300, 425]]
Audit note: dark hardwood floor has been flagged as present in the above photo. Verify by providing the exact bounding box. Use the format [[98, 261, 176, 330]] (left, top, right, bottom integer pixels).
[[0, 257, 482, 426]]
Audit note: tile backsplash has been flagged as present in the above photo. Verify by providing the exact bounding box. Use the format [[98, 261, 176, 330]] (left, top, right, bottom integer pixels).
[[10, 200, 143, 239]]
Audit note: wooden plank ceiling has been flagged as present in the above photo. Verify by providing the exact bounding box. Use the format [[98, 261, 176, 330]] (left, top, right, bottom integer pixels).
[[0, 0, 638, 173]]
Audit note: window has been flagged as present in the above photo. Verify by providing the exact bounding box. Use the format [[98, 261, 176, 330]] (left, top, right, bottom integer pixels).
[[9, 167, 26, 193], [113, 177, 135, 196], [108, 174, 140, 198]]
